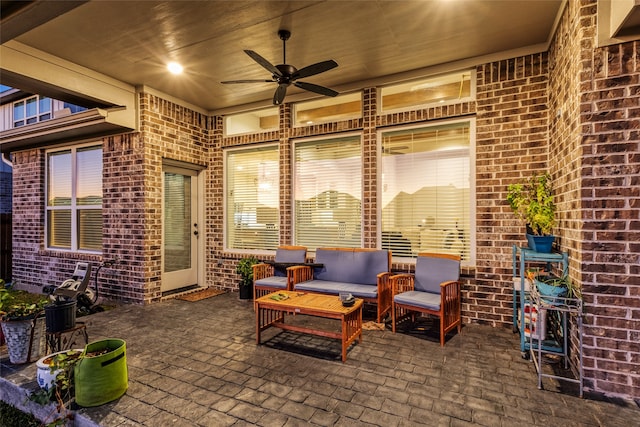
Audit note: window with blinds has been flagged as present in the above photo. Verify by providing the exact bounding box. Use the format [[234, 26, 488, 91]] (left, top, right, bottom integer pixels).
[[380, 120, 474, 263], [293, 135, 362, 250], [225, 145, 279, 250], [46, 144, 102, 252]]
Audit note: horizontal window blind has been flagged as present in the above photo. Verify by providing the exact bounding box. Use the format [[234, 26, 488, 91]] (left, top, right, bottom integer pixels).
[[226, 145, 279, 250], [381, 122, 472, 262], [294, 136, 362, 250]]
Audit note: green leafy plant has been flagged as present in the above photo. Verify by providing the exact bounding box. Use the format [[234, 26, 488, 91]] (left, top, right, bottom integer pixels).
[[507, 172, 556, 236], [0, 287, 49, 322], [30, 349, 83, 426], [236, 256, 260, 287], [536, 275, 580, 299]]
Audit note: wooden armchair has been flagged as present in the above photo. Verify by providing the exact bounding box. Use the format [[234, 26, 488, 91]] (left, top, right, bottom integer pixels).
[[253, 246, 307, 302], [390, 252, 461, 346]]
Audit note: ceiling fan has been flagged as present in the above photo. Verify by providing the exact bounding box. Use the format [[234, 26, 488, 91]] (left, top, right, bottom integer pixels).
[[221, 29, 339, 105]]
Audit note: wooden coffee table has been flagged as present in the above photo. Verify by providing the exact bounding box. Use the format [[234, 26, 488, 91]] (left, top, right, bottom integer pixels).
[[255, 291, 363, 362]]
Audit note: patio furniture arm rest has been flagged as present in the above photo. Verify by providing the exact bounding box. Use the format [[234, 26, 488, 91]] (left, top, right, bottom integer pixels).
[[253, 263, 274, 281], [288, 265, 313, 286], [389, 273, 414, 295], [439, 280, 461, 301], [377, 272, 393, 318]]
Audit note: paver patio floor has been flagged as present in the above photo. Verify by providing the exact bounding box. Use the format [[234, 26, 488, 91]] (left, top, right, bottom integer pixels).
[[1, 291, 638, 426]]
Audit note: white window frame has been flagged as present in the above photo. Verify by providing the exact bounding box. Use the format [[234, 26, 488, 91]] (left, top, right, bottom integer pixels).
[[13, 95, 52, 128], [45, 143, 103, 253], [377, 118, 476, 265], [224, 143, 280, 252]]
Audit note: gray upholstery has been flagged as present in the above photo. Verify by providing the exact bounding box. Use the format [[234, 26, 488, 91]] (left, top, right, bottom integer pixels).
[[254, 276, 288, 289], [414, 255, 460, 294], [273, 247, 307, 277], [294, 280, 379, 299], [314, 249, 388, 285], [394, 290, 440, 310]]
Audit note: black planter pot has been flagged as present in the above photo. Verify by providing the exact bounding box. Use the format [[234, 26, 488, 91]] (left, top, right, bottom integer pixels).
[[45, 299, 77, 333], [239, 283, 253, 300]]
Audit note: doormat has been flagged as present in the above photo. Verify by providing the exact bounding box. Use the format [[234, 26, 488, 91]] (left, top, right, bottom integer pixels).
[[177, 288, 226, 302], [362, 321, 386, 331]]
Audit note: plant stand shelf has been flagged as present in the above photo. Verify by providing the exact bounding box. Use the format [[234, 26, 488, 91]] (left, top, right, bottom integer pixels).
[[528, 285, 583, 397], [46, 321, 88, 353], [512, 245, 568, 355]]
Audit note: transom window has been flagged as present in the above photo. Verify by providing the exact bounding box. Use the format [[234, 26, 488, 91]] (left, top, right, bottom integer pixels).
[[46, 144, 103, 252], [293, 135, 362, 250], [294, 92, 362, 126], [380, 70, 474, 113], [224, 107, 279, 136], [13, 95, 52, 127], [225, 145, 279, 250], [380, 120, 474, 264]]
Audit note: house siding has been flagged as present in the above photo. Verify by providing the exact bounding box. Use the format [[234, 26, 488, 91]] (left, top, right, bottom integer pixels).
[[6, 0, 639, 401]]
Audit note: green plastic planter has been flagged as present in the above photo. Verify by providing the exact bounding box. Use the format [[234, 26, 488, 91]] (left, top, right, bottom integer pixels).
[[74, 338, 128, 407]]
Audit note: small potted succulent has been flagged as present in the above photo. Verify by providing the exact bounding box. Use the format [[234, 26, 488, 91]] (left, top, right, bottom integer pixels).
[[507, 172, 557, 252]]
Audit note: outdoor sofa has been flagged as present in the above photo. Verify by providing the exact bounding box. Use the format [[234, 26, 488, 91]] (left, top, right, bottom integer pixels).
[[289, 247, 392, 322]]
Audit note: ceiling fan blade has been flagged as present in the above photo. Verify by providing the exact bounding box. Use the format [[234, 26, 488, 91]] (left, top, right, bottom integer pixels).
[[244, 50, 282, 77], [221, 79, 274, 84], [273, 84, 288, 105], [292, 60, 338, 80], [294, 81, 338, 97]]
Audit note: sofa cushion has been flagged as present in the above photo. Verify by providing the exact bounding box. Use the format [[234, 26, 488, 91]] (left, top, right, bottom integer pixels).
[[414, 255, 460, 294], [294, 280, 378, 299], [255, 276, 288, 289], [314, 249, 389, 285], [394, 290, 440, 311]]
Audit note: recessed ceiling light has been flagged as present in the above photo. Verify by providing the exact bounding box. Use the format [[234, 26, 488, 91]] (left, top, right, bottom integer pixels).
[[167, 62, 183, 75]]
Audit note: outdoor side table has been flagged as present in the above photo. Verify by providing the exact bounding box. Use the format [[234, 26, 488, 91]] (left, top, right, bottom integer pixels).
[[46, 321, 89, 353]]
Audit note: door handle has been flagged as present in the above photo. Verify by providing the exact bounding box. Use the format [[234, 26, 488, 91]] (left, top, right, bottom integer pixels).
[[193, 230, 199, 236]]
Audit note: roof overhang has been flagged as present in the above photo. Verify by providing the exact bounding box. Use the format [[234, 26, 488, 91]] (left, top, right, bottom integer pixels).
[[0, 108, 133, 153]]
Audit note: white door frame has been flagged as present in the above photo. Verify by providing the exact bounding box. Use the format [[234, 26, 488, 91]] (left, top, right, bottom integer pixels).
[[161, 160, 205, 293]]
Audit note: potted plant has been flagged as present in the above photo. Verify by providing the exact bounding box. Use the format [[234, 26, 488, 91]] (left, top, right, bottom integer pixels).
[[44, 296, 77, 333], [0, 288, 49, 364], [534, 275, 580, 300], [507, 172, 557, 252], [236, 256, 259, 300]]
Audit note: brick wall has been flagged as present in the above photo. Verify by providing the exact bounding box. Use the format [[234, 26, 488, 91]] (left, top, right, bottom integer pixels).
[[101, 133, 147, 303], [473, 53, 550, 326], [553, 0, 640, 400], [137, 93, 209, 303]]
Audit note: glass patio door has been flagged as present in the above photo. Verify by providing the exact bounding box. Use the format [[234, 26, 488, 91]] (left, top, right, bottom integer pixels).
[[162, 165, 199, 292]]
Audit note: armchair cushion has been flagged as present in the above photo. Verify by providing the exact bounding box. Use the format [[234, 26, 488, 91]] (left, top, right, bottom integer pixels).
[[393, 290, 440, 311], [414, 255, 460, 293], [254, 276, 288, 289]]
